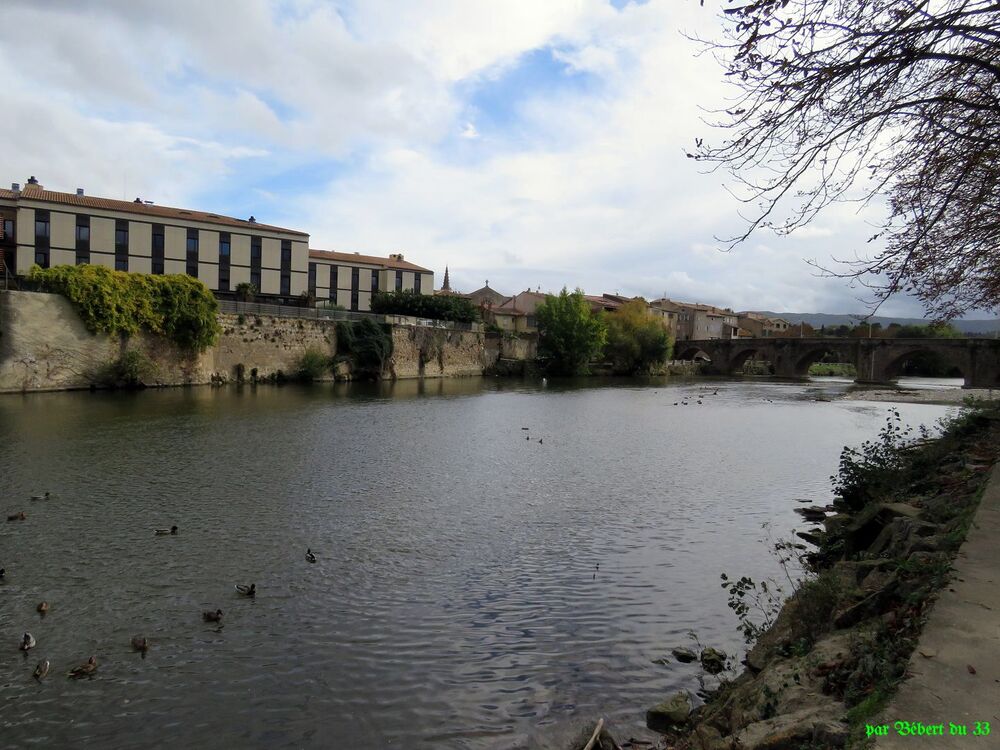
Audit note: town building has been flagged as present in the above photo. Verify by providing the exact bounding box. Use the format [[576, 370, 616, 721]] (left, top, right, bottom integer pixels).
[[737, 312, 792, 337], [671, 302, 739, 340], [308, 250, 433, 312], [0, 177, 433, 312]]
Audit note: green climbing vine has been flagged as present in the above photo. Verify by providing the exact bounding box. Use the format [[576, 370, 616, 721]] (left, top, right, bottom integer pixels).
[[29, 264, 220, 350]]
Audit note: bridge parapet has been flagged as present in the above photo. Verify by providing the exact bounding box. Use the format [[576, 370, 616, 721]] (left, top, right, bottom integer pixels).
[[675, 337, 1000, 388]]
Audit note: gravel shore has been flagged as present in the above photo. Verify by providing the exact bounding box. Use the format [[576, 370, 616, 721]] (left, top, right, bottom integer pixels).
[[844, 387, 997, 405]]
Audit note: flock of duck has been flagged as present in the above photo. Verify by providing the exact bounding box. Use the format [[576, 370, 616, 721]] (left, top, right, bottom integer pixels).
[[4, 493, 319, 682]]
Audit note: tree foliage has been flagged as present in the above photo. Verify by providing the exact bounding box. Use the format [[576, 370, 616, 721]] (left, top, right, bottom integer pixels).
[[535, 288, 608, 375], [336, 318, 393, 377], [697, 1, 1000, 318], [603, 299, 673, 373], [371, 290, 479, 323], [29, 264, 220, 350]]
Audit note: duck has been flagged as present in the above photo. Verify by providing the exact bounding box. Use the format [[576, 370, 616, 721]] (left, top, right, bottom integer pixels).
[[68, 656, 98, 679], [30, 492, 51, 501], [0, 567, 5, 580], [20, 633, 36, 651], [305, 548, 317, 564], [37, 602, 49, 615], [131, 636, 150, 653], [33, 660, 50, 680], [154, 525, 178, 536], [202, 608, 223, 623], [7, 512, 26, 522], [235, 583, 256, 597]]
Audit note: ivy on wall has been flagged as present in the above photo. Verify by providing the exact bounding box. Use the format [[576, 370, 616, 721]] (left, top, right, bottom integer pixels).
[[29, 264, 220, 350]]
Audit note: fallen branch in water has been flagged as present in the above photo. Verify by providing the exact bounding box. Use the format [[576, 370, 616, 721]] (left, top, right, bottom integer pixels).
[[582, 718, 604, 750]]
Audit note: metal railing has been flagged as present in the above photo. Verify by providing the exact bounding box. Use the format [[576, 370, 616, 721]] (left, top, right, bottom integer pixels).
[[217, 300, 482, 332]]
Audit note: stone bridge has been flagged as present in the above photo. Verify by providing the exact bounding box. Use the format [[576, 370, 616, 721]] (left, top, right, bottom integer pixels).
[[675, 337, 1000, 388]]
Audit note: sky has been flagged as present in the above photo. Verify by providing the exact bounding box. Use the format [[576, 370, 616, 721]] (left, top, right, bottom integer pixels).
[[0, 0, 967, 318]]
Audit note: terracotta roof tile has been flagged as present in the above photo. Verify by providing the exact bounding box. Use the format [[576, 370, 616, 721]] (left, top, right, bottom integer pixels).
[[308, 248, 431, 273], [4, 185, 308, 236]]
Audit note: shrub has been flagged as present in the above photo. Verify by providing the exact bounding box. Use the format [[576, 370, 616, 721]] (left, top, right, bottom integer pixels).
[[99, 349, 157, 389], [29, 264, 220, 350], [296, 348, 329, 382], [336, 318, 393, 376], [371, 290, 479, 323], [235, 282, 257, 302]]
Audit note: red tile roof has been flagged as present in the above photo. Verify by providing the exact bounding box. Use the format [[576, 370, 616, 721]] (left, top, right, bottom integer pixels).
[[308, 248, 431, 273], [1, 185, 308, 236]]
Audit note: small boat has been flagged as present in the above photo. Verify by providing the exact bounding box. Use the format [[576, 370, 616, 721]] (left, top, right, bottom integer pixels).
[[7, 512, 26, 522], [20, 633, 36, 651], [305, 549, 317, 564], [131, 636, 150, 653], [33, 660, 50, 680], [154, 526, 178, 536], [37, 602, 49, 615], [202, 609, 223, 623], [68, 656, 98, 679], [235, 584, 256, 597], [30, 492, 51, 501]]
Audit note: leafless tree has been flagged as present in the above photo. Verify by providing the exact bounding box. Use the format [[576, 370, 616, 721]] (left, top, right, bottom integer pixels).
[[694, 0, 1000, 318]]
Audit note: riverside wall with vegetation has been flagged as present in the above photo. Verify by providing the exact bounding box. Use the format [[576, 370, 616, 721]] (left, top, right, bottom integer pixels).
[[577, 401, 1000, 750], [0, 290, 537, 392]]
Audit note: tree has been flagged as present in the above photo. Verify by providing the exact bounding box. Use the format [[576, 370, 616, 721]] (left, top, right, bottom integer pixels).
[[696, 1, 1000, 318], [235, 282, 257, 302], [536, 288, 608, 375], [370, 290, 479, 323], [604, 299, 673, 374]]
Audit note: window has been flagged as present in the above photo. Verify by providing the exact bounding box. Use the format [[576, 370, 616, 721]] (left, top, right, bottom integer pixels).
[[250, 236, 262, 291], [115, 219, 129, 271], [371, 269, 379, 293], [329, 265, 338, 300], [218, 233, 231, 292], [186, 228, 199, 277], [351, 267, 360, 310], [414, 273, 421, 294], [151, 224, 165, 274], [280, 271, 291, 296], [35, 211, 50, 239], [75, 215, 90, 265], [34, 210, 50, 268], [308, 262, 317, 294], [395, 270, 403, 291], [250, 270, 261, 289], [279, 240, 292, 296], [280, 240, 292, 263]]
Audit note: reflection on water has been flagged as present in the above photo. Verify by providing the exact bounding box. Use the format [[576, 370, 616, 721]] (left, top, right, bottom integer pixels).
[[0, 378, 956, 749]]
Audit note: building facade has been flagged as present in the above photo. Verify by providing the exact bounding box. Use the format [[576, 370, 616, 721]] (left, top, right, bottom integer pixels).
[[1, 177, 433, 311], [307, 250, 433, 312]]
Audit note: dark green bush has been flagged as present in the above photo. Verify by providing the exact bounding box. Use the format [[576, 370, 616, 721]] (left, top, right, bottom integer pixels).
[[296, 348, 330, 382], [336, 319, 393, 376], [371, 290, 479, 323], [99, 349, 157, 388], [29, 264, 220, 350]]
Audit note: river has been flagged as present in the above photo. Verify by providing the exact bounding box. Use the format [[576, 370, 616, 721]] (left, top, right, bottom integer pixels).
[[0, 377, 958, 749]]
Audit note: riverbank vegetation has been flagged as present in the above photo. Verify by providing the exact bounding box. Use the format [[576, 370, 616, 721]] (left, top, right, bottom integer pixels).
[[808, 363, 857, 377], [335, 319, 393, 378], [604, 299, 673, 375], [29, 264, 220, 350], [536, 288, 608, 375], [371, 290, 479, 323], [626, 400, 1000, 750]]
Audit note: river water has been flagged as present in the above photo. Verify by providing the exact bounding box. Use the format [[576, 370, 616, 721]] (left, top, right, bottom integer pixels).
[[0, 377, 957, 749]]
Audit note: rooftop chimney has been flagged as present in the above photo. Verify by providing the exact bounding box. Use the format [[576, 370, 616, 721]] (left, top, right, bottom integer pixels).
[[11, 182, 20, 192], [26, 175, 39, 185], [24, 175, 42, 190], [248, 215, 256, 223], [76, 188, 84, 196]]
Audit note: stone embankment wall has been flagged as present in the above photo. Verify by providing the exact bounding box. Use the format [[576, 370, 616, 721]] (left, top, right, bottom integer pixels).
[[0, 291, 537, 392]]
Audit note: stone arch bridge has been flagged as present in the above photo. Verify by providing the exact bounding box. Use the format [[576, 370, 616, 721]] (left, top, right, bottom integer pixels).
[[675, 337, 1000, 388]]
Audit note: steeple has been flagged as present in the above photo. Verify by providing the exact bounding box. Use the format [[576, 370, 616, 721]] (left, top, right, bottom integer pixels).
[[442, 265, 451, 291]]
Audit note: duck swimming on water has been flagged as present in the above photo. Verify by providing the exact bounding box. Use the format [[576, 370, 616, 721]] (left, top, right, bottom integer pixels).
[[37, 602, 49, 615], [235, 584, 256, 597], [68, 656, 97, 679], [33, 660, 49, 680], [305, 549, 317, 563], [202, 609, 224, 623], [7, 512, 26, 522], [30, 492, 50, 501], [20, 633, 36, 651], [154, 526, 178, 536], [131, 636, 150, 653]]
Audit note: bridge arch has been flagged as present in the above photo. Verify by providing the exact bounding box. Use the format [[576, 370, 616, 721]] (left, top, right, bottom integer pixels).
[[730, 347, 769, 375], [676, 345, 711, 362], [793, 344, 857, 378], [882, 347, 965, 381]]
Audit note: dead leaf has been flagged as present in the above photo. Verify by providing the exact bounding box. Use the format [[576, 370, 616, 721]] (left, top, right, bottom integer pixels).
[[918, 648, 937, 658], [967, 664, 977, 674]]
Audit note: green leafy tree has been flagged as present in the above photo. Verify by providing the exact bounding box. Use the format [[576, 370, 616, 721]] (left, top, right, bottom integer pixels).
[[535, 288, 607, 375], [603, 299, 673, 374], [370, 290, 479, 323]]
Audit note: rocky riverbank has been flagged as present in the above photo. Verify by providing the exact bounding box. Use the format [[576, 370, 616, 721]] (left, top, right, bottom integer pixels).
[[843, 387, 995, 405], [572, 403, 999, 750]]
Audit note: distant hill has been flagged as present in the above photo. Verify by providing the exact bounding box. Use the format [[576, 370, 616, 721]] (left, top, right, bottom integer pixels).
[[753, 311, 1000, 336]]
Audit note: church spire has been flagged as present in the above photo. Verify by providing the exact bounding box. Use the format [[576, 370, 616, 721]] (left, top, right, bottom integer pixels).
[[442, 265, 451, 291]]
